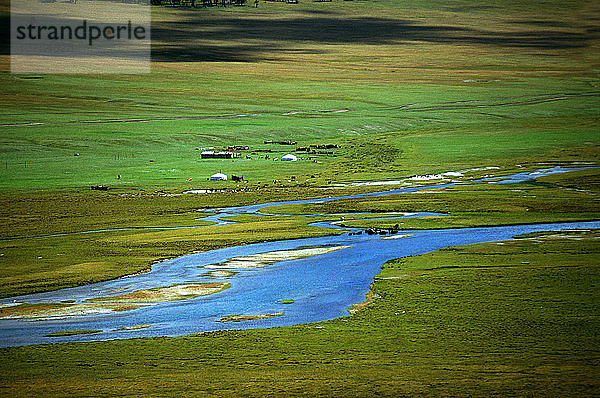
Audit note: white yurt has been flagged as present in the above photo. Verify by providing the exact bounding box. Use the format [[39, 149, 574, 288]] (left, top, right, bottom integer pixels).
[[281, 154, 297, 161], [210, 172, 228, 181]]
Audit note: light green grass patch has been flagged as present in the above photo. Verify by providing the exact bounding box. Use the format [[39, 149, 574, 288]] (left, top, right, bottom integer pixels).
[[218, 312, 284, 322], [45, 330, 102, 337]]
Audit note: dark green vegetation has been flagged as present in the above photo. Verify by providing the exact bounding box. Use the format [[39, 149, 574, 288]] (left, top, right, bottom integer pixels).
[[536, 167, 600, 192], [1, 230, 598, 396], [44, 330, 102, 337]]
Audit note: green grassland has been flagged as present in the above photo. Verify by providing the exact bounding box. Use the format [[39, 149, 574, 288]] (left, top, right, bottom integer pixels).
[[45, 329, 102, 337], [0, 0, 599, 395], [1, 229, 598, 396], [0, 0, 598, 189]]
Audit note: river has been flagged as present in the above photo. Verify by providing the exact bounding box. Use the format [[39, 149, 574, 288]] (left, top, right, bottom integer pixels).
[[0, 166, 597, 347]]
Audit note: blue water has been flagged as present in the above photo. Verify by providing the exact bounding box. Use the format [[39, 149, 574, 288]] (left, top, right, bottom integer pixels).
[[0, 167, 597, 347]]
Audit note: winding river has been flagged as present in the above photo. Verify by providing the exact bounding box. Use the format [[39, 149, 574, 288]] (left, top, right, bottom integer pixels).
[[0, 166, 598, 347]]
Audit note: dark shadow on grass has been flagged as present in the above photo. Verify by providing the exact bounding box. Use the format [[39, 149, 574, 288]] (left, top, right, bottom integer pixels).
[[0, 15, 8, 56], [152, 16, 467, 47], [0, 11, 595, 63], [152, 15, 597, 62]]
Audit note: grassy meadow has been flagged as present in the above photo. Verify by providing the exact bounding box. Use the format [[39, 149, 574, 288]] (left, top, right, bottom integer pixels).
[[0, 0, 599, 395], [0, 0, 598, 188]]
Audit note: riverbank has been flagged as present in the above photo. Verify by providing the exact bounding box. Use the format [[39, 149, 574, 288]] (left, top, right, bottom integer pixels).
[[0, 186, 353, 298], [0, 167, 596, 346], [0, 167, 596, 301], [1, 228, 597, 396], [0, 167, 596, 300]]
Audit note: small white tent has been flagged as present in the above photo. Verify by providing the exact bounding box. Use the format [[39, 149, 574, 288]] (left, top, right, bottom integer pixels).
[[210, 173, 228, 181], [281, 154, 297, 161]]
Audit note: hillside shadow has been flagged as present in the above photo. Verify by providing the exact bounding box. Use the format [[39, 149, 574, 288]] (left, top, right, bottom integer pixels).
[[152, 15, 596, 62], [0, 15, 8, 56], [0, 12, 594, 63]]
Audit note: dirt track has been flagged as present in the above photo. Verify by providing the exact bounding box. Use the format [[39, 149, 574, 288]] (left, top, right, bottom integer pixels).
[[380, 91, 600, 112], [1, 91, 597, 127], [0, 109, 350, 128]]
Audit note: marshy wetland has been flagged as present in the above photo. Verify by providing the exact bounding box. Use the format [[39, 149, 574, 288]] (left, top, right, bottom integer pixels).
[[1, 0, 599, 395]]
